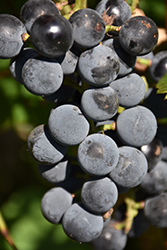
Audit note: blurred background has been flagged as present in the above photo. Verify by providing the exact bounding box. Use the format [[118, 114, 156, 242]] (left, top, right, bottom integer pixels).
[[0, 0, 167, 249]]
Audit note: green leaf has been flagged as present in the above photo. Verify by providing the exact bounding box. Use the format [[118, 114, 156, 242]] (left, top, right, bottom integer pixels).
[[156, 73, 167, 95]]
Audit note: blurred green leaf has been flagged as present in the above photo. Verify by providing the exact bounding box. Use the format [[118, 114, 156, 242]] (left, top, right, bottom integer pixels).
[[156, 72, 167, 99]]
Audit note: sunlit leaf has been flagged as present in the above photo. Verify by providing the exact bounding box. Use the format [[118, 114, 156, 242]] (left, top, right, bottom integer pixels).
[[156, 72, 167, 94]]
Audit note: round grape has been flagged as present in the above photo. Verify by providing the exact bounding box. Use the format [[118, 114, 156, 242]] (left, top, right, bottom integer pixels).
[[48, 104, 90, 146], [30, 14, 73, 58], [77, 133, 119, 176], [119, 16, 158, 56]]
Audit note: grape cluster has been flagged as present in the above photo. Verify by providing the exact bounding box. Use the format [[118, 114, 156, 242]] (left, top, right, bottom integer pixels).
[[1, 0, 167, 249]]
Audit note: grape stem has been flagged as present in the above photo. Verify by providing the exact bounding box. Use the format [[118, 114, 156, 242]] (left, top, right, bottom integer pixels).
[[114, 197, 144, 234], [128, 0, 139, 13], [136, 58, 152, 67], [103, 208, 114, 220], [105, 25, 121, 34], [22, 33, 30, 43], [103, 122, 116, 131], [72, 0, 87, 12], [0, 211, 18, 250], [56, 1, 69, 11], [63, 0, 87, 19]]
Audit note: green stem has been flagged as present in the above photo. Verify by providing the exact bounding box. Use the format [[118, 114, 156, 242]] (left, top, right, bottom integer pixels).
[[137, 57, 152, 67], [22, 33, 30, 43], [128, 0, 139, 13], [123, 197, 144, 234], [157, 117, 167, 124], [0, 211, 18, 250], [72, 0, 87, 12], [64, 0, 87, 19], [105, 25, 121, 34]]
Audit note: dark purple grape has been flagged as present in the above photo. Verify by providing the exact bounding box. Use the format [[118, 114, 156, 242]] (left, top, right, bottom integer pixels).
[[109, 73, 146, 108], [109, 146, 148, 188], [116, 106, 157, 147], [81, 86, 119, 122], [41, 187, 73, 224], [0, 14, 26, 59], [140, 160, 167, 194], [38, 157, 71, 183], [91, 219, 127, 250], [140, 137, 163, 171], [119, 16, 158, 56], [22, 56, 63, 96], [154, 58, 167, 78], [144, 192, 167, 228], [128, 210, 150, 238], [48, 104, 90, 146], [95, 0, 131, 26], [103, 37, 136, 77], [157, 124, 167, 162], [78, 45, 120, 87], [77, 133, 119, 176], [9, 47, 38, 84], [20, 0, 60, 33], [69, 8, 105, 48], [62, 202, 104, 243], [149, 51, 167, 83], [30, 14, 73, 58], [81, 177, 118, 215], [27, 124, 67, 165]]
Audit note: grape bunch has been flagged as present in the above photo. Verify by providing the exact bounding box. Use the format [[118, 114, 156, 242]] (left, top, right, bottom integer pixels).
[[1, 0, 167, 249]]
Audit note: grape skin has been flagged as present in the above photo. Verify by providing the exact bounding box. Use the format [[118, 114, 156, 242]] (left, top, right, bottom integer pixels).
[[109, 73, 146, 108], [116, 105, 157, 147], [81, 177, 118, 214], [22, 56, 63, 96], [27, 124, 67, 165], [128, 210, 150, 238], [78, 44, 120, 87], [144, 192, 167, 228], [77, 133, 119, 176], [69, 8, 106, 48], [0, 14, 26, 59], [119, 16, 158, 56], [41, 187, 73, 224], [81, 86, 119, 122], [140, 137, 163, 171], [140, 160, 167, 194], [95, 0, 131, 26], [38, 158, 71, 183], [59, 50, 78, 75], [20, 0, 60, 33], [9, 47, 38, 85], [30, 14, 74, 58], [149, 51, 167, 83], [62, 202, 104, 243], [48, 104, 90, 146], [103, 38, 136, 78], [91, 219, 127, 250], [108, 146, 148, 188]]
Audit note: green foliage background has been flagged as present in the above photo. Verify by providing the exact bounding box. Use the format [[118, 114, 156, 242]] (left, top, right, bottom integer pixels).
[[0, 0, 167, 250]]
